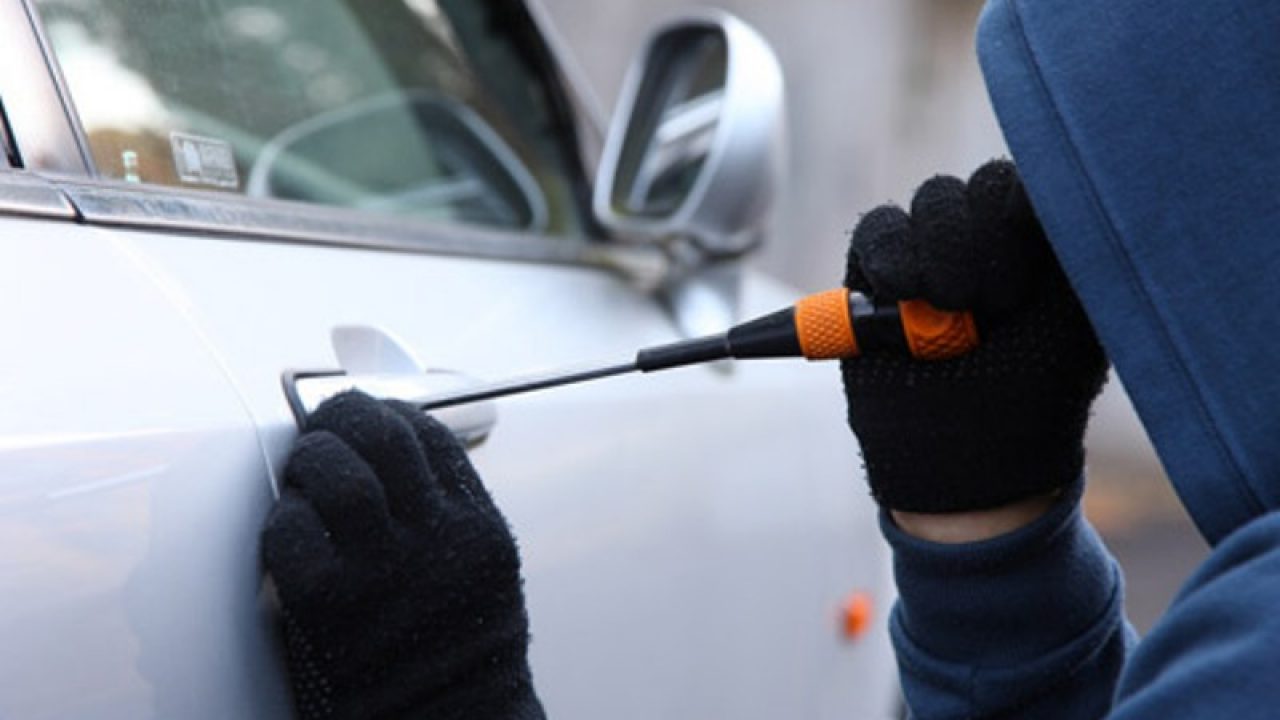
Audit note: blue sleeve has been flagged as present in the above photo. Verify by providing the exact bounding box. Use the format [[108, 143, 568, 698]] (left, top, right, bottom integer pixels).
[[1111, 511, 1280, 718], [882, 477, 1136, 718]]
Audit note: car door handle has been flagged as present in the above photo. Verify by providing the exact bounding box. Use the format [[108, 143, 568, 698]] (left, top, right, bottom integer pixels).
[[283, 369, 498, 448]]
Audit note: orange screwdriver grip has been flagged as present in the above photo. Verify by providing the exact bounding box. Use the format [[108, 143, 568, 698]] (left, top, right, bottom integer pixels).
[[896, 299, 979, 361], [793, 289, 978, 361], [795, 289, 859, 359]]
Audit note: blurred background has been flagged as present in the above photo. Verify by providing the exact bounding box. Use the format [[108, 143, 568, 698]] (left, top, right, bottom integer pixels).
[[539, 0, 1207, 633]]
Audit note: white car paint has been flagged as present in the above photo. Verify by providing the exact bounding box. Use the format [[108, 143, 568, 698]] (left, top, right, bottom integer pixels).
[[0, 219, 289, 717]]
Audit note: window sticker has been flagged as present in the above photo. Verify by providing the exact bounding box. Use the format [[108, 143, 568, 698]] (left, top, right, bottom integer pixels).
[[170, 131, 239, 189], [122, 150, 141, 183]]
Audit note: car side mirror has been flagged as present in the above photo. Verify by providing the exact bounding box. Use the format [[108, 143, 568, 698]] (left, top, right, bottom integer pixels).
[[594, 11, 786, 257]]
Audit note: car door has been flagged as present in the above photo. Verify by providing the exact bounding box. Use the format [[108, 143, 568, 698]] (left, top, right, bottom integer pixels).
[[4, 0, 899, 717], [0, 174, 290, 719]]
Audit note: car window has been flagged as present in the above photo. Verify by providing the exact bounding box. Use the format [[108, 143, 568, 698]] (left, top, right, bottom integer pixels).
[[30, 0, 586, 234]]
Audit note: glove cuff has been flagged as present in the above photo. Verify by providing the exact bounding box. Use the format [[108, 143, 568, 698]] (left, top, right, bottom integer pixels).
[[859, 429, 1084, 513], [849, 374, 1098, 513]]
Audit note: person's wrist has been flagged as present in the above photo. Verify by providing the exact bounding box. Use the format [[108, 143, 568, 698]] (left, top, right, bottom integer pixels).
[[889, 490, 1059, 544]]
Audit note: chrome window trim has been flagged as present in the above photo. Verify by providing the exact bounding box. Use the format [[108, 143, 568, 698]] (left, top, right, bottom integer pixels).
[[0, 0, 92, 174], [0, 170, 76, 218], [0, 122, 11, 169], [0, 98, 15, 168], [43, 176, 669, 284]]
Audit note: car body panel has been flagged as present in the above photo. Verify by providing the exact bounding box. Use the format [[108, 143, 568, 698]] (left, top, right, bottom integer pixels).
[[0, 215, 291, 717]]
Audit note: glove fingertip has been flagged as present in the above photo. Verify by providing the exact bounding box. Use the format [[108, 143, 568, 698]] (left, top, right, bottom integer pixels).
[[910, 175, 969, 219], [262, 491, 335, 593], [850, 204, 919, 300], [383, 401, 468, 466], [283, 430, 353, 488], [966, 158, 1020, 201], [283, 429, 394, 547], [384, 402, 503, 515], [964, 159, 1058, 316], [911, 175, 982, 309], [844, 244, 872, 294], [304, 389, 392, 436]]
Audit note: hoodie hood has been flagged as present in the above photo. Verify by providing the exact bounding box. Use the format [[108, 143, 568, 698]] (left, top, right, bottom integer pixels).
[[976, 0, 1280, 544]]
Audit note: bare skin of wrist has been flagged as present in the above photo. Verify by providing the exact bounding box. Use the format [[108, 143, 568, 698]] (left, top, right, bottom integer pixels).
[[891, 491, 1059, 544]]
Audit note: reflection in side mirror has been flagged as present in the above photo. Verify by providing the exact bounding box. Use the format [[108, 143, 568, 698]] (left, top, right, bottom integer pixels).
[[614, 31, 726, 218], [595, 11, 785, 256]]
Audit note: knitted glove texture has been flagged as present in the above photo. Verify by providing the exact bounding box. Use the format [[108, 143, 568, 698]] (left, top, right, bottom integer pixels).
[[842, 160, 1109, 513], [262, 391, 544, 720]]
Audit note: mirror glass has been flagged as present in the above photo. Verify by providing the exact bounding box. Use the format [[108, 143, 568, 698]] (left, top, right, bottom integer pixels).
[[610, 27, 728, 219]]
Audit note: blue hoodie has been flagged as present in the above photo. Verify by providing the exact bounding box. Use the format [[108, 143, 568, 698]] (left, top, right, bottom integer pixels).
[[886, 0, 1280, 716]]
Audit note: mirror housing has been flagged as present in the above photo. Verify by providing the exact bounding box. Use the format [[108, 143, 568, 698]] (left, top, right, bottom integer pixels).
[[594, 11, 785, 257]]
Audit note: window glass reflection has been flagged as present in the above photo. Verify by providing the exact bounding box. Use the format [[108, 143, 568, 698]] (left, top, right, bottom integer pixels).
[[32, 0, 583, 233]]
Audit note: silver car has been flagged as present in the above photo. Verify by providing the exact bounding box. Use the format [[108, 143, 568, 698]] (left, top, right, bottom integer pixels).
[[0, 0, 897, 716]]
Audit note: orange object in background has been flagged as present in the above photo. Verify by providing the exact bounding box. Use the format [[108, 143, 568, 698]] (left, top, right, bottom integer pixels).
[[841, 592, 874, 640]]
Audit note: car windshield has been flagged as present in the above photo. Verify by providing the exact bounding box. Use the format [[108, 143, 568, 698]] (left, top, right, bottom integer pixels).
[[30, 0, 588, 234]]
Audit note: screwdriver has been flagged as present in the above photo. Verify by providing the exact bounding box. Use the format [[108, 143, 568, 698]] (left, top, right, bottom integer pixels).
[[417, 288, 978, 411]]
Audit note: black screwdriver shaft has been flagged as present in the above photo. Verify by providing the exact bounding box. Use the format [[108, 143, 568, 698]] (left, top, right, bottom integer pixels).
[[419, 306, 821, 410], [418, 361, 640, 411], [416, 318, 798, 411]]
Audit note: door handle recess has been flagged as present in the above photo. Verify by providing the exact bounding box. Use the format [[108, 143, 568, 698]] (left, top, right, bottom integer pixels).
[[282, 369, 498, 448]]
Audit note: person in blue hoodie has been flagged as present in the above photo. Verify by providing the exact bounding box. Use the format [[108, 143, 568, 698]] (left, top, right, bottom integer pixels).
[[260, 0, 1280, 717], [862, 0, 1280, 705]]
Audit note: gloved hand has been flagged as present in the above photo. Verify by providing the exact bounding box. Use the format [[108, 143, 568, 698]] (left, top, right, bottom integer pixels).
[[261, 391, 544, 720], [842, 159, 1109, 513]]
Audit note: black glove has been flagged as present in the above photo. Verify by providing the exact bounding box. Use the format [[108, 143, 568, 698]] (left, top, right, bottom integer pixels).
[[261, 391, 544, 720], [841, 160, 1109, 513]]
